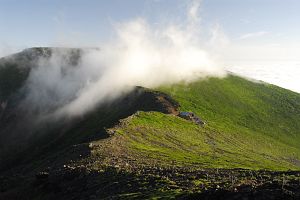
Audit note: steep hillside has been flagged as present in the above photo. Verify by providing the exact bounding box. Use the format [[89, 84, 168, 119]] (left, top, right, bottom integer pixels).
[[97, 75, 300, 172], [0, 48, 85, 169]]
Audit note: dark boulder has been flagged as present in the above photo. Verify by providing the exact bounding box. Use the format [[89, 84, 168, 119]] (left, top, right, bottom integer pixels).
[[178, 111, 205, 126]]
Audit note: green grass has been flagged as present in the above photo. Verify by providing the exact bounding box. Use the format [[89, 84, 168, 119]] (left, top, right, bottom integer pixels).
[[112, 75, 300, 170]]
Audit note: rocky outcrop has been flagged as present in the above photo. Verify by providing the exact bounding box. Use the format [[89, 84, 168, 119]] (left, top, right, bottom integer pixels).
[[178, 111, 205, 126]]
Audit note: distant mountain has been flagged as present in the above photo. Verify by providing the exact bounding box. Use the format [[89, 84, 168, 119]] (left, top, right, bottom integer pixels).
[[0, 48, 299, 199]]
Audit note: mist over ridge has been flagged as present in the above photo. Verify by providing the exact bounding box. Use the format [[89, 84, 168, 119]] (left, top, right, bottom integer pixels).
[[19, 0, 226, 118]]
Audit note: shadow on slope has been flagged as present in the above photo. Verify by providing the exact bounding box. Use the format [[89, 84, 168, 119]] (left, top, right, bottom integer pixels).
[[0, 85, 179, 172], [0, 48, 180, 172]]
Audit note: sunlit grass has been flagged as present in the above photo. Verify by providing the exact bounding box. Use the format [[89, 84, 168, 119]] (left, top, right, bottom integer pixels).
[[112, 75, 300, 170]]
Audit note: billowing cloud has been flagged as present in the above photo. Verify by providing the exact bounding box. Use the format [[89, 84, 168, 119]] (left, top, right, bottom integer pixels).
[[20, 2, 226, 119]]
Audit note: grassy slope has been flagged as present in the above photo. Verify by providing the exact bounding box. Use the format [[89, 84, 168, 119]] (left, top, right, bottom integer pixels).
[[108, 75, 300, 170]]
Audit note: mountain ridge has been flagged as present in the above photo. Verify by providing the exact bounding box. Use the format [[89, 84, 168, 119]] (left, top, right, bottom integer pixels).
[[0, 48, 300, 199]]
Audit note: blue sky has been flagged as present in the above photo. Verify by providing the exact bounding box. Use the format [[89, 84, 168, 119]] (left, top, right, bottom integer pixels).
[[1, 0, 299, 49]]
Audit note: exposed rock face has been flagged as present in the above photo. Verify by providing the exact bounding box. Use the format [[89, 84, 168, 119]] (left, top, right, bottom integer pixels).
[[178, 111, 205, 126], [123, 87, 180, 114]]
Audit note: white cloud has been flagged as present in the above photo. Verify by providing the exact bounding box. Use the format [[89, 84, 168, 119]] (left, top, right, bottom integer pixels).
[[21, 5, 227, 118], [227, 61, 300, 93]]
